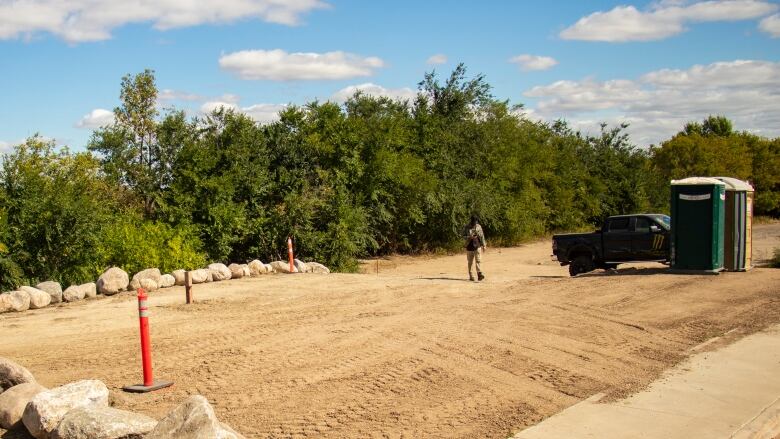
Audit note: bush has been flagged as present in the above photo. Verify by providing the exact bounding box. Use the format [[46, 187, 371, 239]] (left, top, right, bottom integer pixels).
[[100, 217, 207, 275], [0, 137, 124, 285], [0, 254, 23, 291]]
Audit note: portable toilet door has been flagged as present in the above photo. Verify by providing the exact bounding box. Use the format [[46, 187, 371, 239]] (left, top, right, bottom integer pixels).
[[670, 177, 726, 272], [714, 177, 754, 271]]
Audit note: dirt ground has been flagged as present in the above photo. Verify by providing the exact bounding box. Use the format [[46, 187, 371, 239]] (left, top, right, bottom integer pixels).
[[2, 224, 780, 438]]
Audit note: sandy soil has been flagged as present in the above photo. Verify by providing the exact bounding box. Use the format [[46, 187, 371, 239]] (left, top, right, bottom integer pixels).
[[2, 224, 780, 438]]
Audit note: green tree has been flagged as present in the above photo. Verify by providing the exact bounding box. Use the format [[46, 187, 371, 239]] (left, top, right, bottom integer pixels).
[[0, 136, 121, 284], [411, 64, 499, 249], [651, 127, 752, 181], [0, 207, 23, 290], [749, 136, 780, 215], [651, 115, 780, 215], [683, 115, 733, 137], [344, 93, 433, 253], [89, 69, 181, 216], [167, 108, 272, 262]]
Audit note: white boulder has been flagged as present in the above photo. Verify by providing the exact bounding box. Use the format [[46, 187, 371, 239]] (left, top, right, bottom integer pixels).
[[159, 274, 176, 288], [228, 263, 244, 279], [35, 281, 62, 304], [50, 406, 157, 439], [189, 269, 211, 284], [247, 260, 264, 276], [270, 261, 297, 274], [0, 291, 30, 313], [172, 269, 186, 286], [263, 264, 274, 273], [306, 262, 331, 274], [293, 259, 308, 274], [0, 294, 10, 314], [81, 283, 97, 299], [0, 382, 47, 429], [208, 263, 232, 281], [18, 286, 51, 310], [22, 379, 109, 439], [97, 267, 129, 296], [62, 285, 85, 303], [146, 395, 244, 439], [0, 357, 36, 393], [129, 268, 162, 292], [140, 278, 158, 292], [241, 264, 251, 277], [61, 284, 95, 303]]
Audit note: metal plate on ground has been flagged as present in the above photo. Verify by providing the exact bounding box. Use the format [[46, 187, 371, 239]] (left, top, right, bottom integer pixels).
[[122, 380, 173, 393]]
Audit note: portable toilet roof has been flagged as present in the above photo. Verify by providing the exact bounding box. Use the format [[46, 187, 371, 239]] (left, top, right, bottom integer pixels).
[[671, 177, 726, 186], [713, 176, 754, 192]]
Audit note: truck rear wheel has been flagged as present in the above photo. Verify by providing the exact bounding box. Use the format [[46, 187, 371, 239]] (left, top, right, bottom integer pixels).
[[569, 255, 595, 277]]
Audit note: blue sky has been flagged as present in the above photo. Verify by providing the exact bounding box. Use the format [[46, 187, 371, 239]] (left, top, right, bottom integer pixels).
[[1, 0, 779, 152]]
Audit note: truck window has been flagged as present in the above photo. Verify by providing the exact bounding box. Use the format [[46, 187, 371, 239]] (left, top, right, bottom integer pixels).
[[608, 218, 630, 231], [651, 214, 671, 229], [635, 217, 651, 233]]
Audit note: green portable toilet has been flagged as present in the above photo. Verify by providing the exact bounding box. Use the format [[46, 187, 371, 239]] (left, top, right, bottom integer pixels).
[[670, 177, 725, 272], [714, 177, 754, 271]]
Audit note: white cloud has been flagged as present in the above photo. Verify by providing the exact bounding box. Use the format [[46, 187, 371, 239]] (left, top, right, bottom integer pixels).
[[242, 104, 288, 123], [200, 101, 239, 114], [200, 96, 286, 124], [640, 59, 779, 87], [561, 0, 778, 42], [0, 0, 328, 43], [523, 59, 780, 145], [759, 13, 780, 36], [331, 83, 418, 102], [509, 54, 558, 71], [75, 108, 115, 129], [159, 89, 205, 102], [0, 140, 12, 155], [526, 78, 646, 112], [426, 54, 448, 65], [219, 49, 384, 81]]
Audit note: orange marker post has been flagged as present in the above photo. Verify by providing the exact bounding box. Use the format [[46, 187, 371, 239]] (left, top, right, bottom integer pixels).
[[123, 288, 173, 393]]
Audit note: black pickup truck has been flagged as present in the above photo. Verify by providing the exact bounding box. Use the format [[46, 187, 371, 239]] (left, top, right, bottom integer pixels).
[[553, 214, 671, 276]]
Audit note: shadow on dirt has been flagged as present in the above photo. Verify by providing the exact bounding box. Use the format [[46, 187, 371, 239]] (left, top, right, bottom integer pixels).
[[582, 267, 669, 277], [418, 277, 473, 282], [576, 267, 717, 277], [1, 426, 33, 439]]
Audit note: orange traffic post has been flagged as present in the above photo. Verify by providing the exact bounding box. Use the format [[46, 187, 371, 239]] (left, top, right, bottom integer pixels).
[[123, 288, 173, 393], [288, 236, 295, 273]]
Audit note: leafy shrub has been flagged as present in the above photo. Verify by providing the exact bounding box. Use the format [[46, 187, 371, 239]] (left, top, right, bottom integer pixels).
[[0, 137, 124, 285], [100, 217, 207, 275], [0, 254, 23, 291]]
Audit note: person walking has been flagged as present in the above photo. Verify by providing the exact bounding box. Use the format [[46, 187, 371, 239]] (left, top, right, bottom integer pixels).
[[464, 215, 486, 281]]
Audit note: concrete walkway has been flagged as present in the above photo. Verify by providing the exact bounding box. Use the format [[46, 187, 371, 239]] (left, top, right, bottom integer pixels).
[[513, 325, 780, 439]]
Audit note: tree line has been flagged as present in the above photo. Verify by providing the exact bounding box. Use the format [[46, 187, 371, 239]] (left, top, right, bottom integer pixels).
[[1, 65, 778, 289]]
